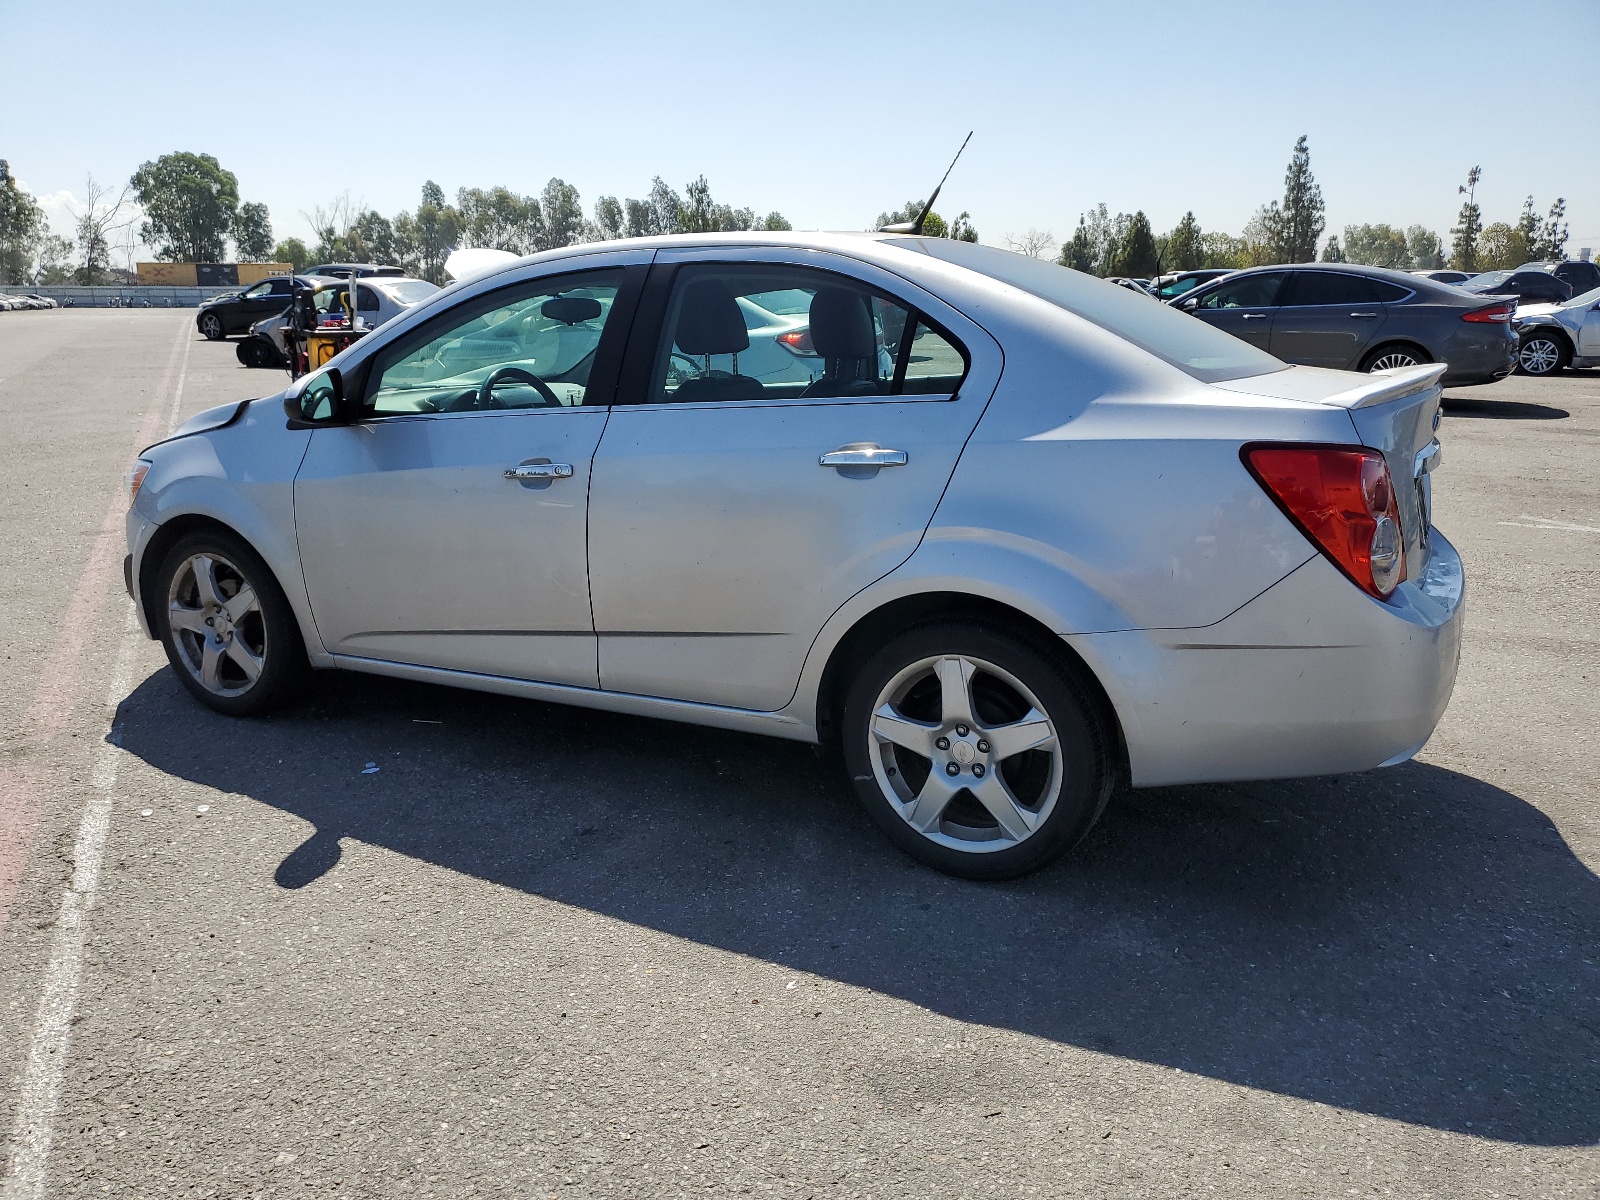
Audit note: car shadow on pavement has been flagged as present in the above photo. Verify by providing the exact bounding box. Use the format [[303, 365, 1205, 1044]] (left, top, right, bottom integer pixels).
[[1441, 396, 1570, 420], [115, 667, 1600, 1148]]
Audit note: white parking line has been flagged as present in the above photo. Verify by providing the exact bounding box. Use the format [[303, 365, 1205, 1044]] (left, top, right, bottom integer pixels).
[[2, 333, 194, 1200], [1498, 514, 1600, 534]]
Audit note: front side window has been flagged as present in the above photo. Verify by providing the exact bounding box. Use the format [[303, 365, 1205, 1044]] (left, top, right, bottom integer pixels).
[[366, 270, 622, 414], [242, 281, 273, 299], [646, 264, 967, 404], [1197, 272, 1287, 309]]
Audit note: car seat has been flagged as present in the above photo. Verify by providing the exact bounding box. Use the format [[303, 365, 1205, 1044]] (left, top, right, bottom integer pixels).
[[801, 287, 883, 397], [670, 279, 766, 403]]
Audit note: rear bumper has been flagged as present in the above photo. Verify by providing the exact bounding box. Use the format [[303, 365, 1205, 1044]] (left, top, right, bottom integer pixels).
[[1439, 326, 1517, 386], [1071, 533, 1465, 787]]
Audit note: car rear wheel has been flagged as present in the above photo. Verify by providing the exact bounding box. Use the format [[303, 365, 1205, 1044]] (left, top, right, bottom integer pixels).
[[198, 312, 224, 341], [1361, 343, 1431, 373], [840, 622, 1114, 880], [1515, 332, 1569, 376], [155, 531, 309, 717]]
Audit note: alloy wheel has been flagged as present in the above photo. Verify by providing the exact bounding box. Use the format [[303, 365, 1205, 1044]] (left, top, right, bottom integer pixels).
[[867, 654, 1063, 852], [1368, 349, 1421, 371], [166, 552, 267, 697], [1518, 337, 1562, 375]]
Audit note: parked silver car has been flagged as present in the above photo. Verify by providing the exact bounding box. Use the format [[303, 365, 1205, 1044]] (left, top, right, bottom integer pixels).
[[1512, 285, 1600, 374], [123, 234, 1464, 878]]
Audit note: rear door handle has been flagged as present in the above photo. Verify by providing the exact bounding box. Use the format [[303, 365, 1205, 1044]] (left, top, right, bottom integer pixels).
[[820, 443, 908, 468], [1350, 311, 1379, 319], [1240, 312, 1267, 320], [504, 463, 573, 481]]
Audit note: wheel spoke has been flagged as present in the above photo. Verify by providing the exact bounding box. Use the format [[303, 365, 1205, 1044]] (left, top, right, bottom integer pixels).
[[982, 708, 1055, 761], [199, 639, 223, 690], [904, 770, 958, 833], [970, 772, 1039, 842], [871, 705, 938, 757], [224, 638, 263, 683], [191, 555, 224, 608], [935, 656, 978, 727], [168, 604, 208, 635], [223, 585, 259, 623]]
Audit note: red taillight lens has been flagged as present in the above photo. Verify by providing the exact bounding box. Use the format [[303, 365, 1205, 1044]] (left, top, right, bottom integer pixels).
[[1244, 445, 1407, 599], [777, 328, 815, 356], [1462, 302, 1513, 323]]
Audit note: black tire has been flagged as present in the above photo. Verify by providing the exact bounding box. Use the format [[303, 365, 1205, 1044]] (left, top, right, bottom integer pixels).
[[1360, 342, 1432, 373], [236, 336, 279, 369], [154, 530, 310, 717], [839, 621, 1114, 880], [1515, 331, 1570, 376], [198, 312, 225, 341]]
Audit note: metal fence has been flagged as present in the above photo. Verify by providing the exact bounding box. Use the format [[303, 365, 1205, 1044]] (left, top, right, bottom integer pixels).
[[4, 286, 240, 309]]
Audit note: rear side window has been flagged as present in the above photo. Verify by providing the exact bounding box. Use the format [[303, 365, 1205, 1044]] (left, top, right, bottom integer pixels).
[[645, 263, 968, 404], [1282, 272, 1375, 306], [1369, 279, 1413, 302], [912, 239, 1285, 382]]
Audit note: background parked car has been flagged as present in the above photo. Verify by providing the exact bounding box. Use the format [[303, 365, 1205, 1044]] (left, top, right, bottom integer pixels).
[[197, 275, 303, 340], [1171, 262, 1516, 384], [1413, 269, 1472, 285], [302, 263, 407, 279], [1460, 269, 1573, 305], [1152, 268, 1233, 299], [1511, 284, 1600, 375], [1512, 259, 1600, 295], [238, 275, 440, 368]]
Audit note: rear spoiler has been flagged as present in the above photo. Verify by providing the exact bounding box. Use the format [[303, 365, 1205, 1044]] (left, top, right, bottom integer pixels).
[[1321, 363, 1446, 409]]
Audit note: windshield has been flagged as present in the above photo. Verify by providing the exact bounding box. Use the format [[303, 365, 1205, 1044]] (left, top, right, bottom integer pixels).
[[377, 279, 440, 305], [1464, 270, 1512, 289], [912, 240, 1283, 382]]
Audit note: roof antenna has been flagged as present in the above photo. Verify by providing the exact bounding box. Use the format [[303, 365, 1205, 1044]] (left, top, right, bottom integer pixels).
[[880, 131, 973, 234]]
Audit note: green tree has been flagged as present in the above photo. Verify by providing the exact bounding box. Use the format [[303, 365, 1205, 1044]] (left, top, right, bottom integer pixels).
[[1164, 211, 1203, 271], [74, 174, 130, 284], [762, 212, 793, 231], [1110, 211, 1159, 277], [1321, 234, 1345, 262], [1272, 134, 1325, 262], [593, 195, 624, 240], [1406, 225, 1443, 269], [272, 237, 310, 270], [395, 180, 464, 283], [1450, 166, 1483, 272], [234, 201, 274, 261], [0, 159, 47, 284], [1057, 204, 1116, 275], [874, 199, 973, 241], [130, 151, 240, 262], [1200, 230, 1250, 269], [539, 178, 585, 248], [1476, 222, 1526, 271], [1535, 197, 1567, 260], [1343, 223, 1410, 268], [458, 186, 544, 254]]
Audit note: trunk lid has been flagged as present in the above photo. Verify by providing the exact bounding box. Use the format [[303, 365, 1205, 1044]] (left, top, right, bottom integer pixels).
[[1217, 363, 1445, 578]]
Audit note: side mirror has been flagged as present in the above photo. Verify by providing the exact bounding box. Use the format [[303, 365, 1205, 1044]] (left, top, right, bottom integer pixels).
[[285, 368, 344, 426], [1178, 296, 1199, 311]]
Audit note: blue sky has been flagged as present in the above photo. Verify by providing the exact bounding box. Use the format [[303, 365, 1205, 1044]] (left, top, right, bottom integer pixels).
[[6, 0, 1598, 258]]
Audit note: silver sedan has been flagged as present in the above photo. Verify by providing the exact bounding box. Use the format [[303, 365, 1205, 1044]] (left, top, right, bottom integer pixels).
[[123, 233, 1464, 879]]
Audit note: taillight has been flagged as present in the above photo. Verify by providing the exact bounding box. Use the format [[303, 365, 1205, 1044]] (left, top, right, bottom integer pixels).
[[1462, 302, 1513, 323], [777, 328, 815, 356], [1243, 444, 1406, 599]]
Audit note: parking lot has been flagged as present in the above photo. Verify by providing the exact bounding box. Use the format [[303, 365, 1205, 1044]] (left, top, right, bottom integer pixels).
[[0, 309, 1596, 1197]]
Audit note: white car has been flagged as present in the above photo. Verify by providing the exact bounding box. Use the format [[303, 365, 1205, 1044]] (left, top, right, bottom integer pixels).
[[1511, 285, 1600, 375], [125, 233, 1463, 879]]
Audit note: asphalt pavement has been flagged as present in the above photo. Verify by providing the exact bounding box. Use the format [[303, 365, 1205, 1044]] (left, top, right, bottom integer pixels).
[[1, 309, 1596, 1198]]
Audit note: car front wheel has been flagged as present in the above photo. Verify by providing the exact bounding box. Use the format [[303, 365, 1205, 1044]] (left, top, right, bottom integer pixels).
[[840, 622, 1114, 880], [1516, 333, 1569, 376], [155, 531, 308, 716], [198, 312, 224, 340]]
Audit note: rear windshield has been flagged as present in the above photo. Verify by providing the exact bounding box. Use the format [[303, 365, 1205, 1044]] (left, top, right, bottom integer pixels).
[[909, 239, 1285, 383]]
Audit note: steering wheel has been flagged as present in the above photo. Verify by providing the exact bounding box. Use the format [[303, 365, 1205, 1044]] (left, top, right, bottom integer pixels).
[[478, 365, 562, 409]]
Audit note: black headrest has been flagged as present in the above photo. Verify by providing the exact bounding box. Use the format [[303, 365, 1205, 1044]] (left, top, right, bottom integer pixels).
[[809, 287, 877, 359], [675, 279, 750, 356], [543, 295, 602, 325]]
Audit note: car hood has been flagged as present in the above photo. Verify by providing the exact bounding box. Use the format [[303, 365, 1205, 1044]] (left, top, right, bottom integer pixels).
[[1513, 302, 1562, 319]]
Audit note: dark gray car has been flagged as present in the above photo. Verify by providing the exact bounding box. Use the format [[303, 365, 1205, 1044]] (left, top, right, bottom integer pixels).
[[1171, 263, 1517, 385]]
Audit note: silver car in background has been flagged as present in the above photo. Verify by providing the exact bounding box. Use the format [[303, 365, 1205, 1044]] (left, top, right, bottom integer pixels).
[[1511, 285, 1600, 375], [124, 233, 1464, 879]]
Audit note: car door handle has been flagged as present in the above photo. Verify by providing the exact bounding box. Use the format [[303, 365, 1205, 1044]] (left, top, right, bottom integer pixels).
[[504, 463, 573, 481], [820, 444, 908, 468], [1349, 311, 1379, 319], [1240, 312, 1268, 320]]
